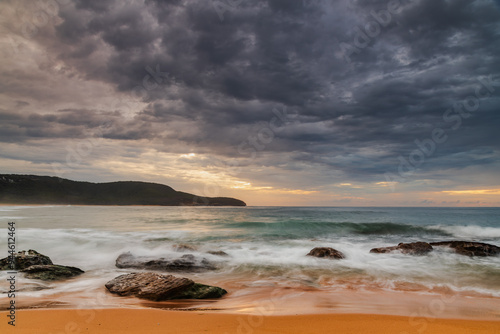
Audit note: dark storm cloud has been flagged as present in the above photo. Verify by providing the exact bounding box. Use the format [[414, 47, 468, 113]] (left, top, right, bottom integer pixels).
[[3, 0, 500, 186], [0, 108, 155, 142]]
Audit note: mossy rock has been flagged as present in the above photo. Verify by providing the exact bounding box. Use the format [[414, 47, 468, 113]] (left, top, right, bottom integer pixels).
[[173, 283, 227, 299], [23, 265, 84, 281]]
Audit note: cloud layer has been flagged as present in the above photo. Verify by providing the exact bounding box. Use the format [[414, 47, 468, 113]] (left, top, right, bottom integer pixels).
[[1, 0, 499, 205]]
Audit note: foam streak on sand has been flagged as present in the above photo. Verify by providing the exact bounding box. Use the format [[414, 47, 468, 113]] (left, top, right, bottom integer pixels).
[[1, 309, 499, 334]]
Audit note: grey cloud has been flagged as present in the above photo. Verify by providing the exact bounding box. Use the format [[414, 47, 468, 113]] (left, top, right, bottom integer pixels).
[[1, 0, 500, 191]]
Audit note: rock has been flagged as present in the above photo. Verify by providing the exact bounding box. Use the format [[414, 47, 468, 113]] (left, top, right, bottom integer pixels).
[[115, 252, 216, 272], [370, 242, 433, 255], [173, 244, 197, 252], [0, 249, 84, 281], [430, 241, 500, 257], [105, 272, 227, 301], [307, 247, 345, 259], [23, 265, 84, 281], [175, 283, 228, 299], [105, 273, 192, 301], [207, 250, 229, 257], [0, 249, 53, 270]]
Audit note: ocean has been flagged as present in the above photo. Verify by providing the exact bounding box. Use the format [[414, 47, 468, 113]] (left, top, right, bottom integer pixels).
[[1, 206, 499, 317]]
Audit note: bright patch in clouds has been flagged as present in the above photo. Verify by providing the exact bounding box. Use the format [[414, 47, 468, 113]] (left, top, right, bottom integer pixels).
[[180, 153, 196, 159], [442, 189, 500, 195]]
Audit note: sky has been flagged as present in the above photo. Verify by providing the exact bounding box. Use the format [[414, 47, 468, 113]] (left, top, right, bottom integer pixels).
[[0, 0, 499, 206]]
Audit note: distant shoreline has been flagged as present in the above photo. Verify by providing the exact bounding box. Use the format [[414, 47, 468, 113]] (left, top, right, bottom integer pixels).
[[0, 174, 246, 206], [0, 203, 500, 209]]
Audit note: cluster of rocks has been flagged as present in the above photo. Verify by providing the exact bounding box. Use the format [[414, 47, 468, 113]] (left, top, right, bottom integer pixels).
[[116, 252, 217, 272], [0, 250, 84, 280], [369, 242, 433, 255], [428, 241, 500, 257], [114, 243, 229, 273], [2, 240, 498, 302], [107, 245, 229, 301], [0, 248, 228, 302], [306, 241, 500, 260]]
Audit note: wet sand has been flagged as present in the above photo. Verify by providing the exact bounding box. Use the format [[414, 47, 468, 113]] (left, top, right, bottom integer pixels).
[[4, 284, 500, 320], [1, 308, 500, 334]]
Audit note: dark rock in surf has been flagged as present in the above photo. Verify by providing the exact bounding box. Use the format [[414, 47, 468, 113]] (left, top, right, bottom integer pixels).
[[370, 242, 433, 255], [430, 241, 500, 257], [307, 247, 345, 259], [115, 252, 217, 272], [207, 250, 229, 257], [172, 244, 198, 252], [105, 272, 227, 301], [0, 249, 84, 281], [0, 249, 53, 271], [23, 264, 84, 281]]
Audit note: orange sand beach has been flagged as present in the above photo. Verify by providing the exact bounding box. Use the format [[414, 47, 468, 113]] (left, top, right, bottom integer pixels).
[[1, 309, 500, 334]]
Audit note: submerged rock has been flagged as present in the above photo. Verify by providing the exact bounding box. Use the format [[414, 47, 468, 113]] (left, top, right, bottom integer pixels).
[[23, 265, 84, 281], [0, 249, 53, 270], [115, 252, 217, 272], [430, 241, 500, 257], [207, 250, 229, 257], [105, 272, 227, 301], [307, 247, 345, 259], [172, 244, 197, 252], [370, 242, 433, 255]]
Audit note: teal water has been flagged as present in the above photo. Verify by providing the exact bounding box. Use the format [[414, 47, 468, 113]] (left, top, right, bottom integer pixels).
[[0, 206, 499, 313]]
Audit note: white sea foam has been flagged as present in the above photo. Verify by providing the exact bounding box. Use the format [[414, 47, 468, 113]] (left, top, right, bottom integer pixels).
[[0, 206, 498, 308], [430, 225, 500, 239]]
